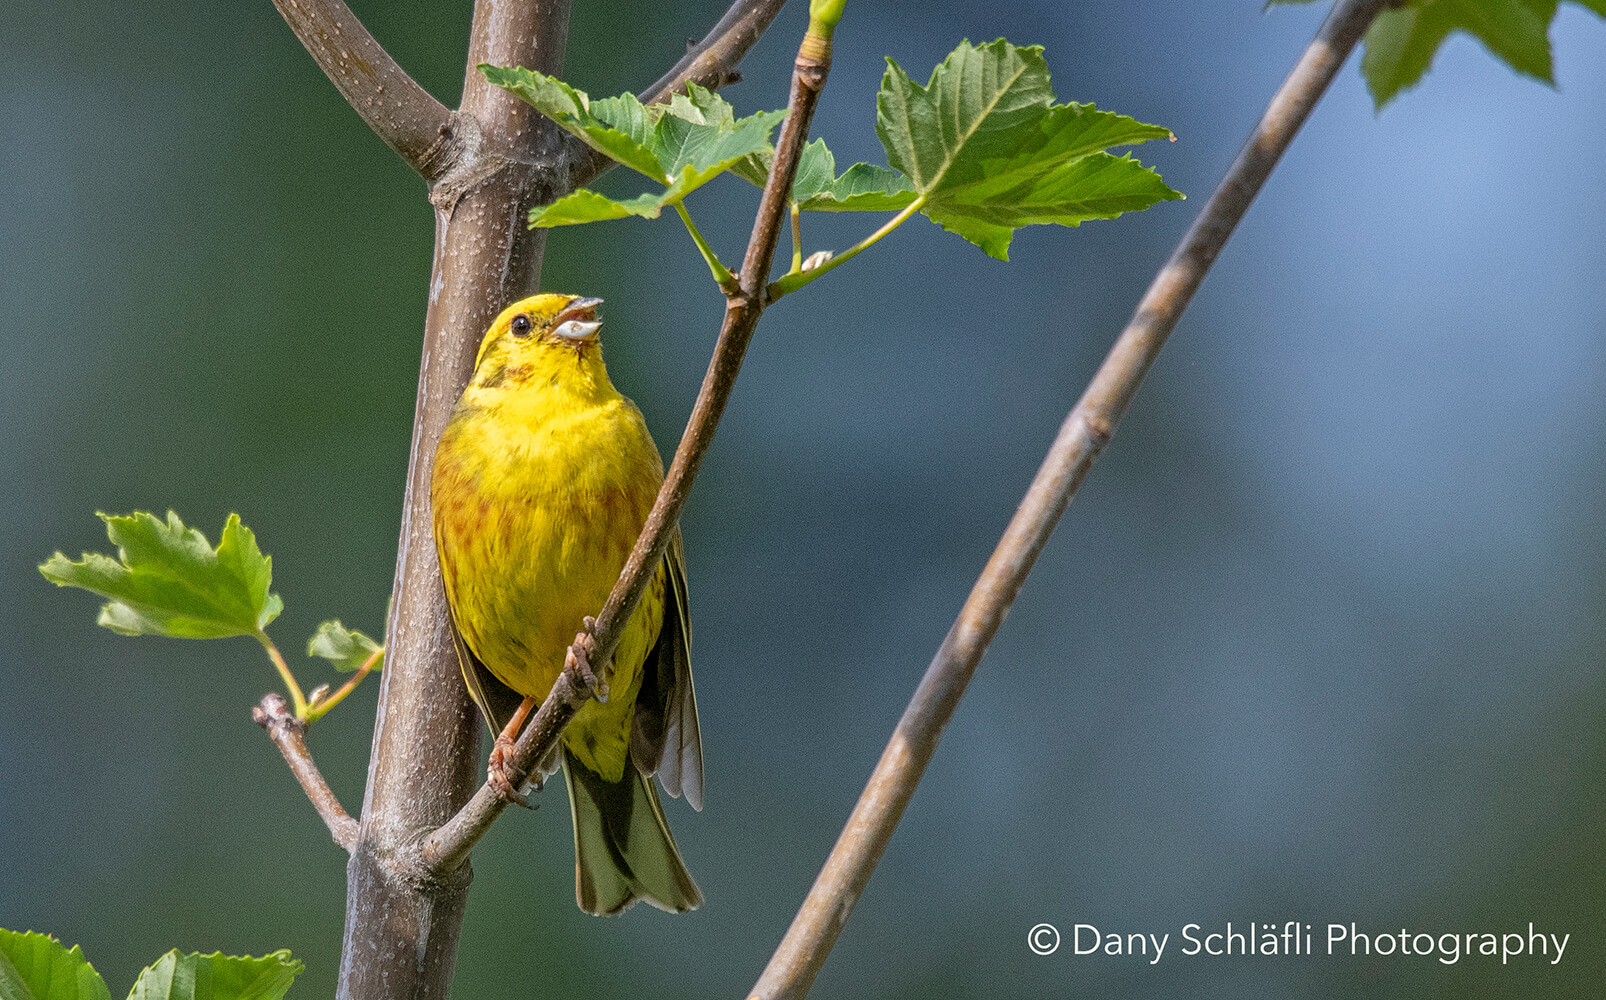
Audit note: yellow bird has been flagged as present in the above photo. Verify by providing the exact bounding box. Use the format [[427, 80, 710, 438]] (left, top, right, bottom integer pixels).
[[431, 293, 703, 915]]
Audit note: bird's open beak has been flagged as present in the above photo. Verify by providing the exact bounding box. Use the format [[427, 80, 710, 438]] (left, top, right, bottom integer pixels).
[[552, 297, 603, 342]]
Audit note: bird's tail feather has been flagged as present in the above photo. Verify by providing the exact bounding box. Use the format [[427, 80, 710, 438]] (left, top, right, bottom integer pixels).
[[562, 746, 702, 915]]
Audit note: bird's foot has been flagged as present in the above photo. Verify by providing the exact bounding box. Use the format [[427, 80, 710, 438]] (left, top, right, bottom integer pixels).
[[566, 616, 609, 703], [487, 735, 534, 809]]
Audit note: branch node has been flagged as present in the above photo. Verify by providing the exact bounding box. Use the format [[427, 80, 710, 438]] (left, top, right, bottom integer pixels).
[[426, 112, 506, 215], [1081, 411, 1114, 449]]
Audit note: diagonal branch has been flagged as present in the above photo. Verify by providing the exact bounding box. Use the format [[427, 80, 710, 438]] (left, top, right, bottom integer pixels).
[[567, 0, 791, 190], [421, 5, 837, 876], [746, 1, 1387, 998], [253, 692, 359, 853], [269, 0, 453, 178], [643, 0, 790, 101]]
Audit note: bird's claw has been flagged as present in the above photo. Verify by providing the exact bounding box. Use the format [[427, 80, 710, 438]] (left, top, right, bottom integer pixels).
[[567, 616, 609, 703], [488, 735, 534, 809]]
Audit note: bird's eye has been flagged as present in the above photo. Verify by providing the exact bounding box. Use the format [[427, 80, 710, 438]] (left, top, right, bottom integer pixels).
[[510, 314, 532, 337]]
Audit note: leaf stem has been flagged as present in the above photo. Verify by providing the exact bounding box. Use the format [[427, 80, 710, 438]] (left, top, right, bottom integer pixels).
[[305, 647, 383, 724], [257, 634, 309, 719], [767, 194, 926, 301], [675, 201, 739, 293], [790, 201, 803, 272]]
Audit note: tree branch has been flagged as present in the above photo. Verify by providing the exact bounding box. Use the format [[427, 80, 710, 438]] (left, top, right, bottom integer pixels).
[[253, 692, 359, 853], [332, 1, 574, 996], [269, 0, 453, 178], [567, 0, 791, 190], [644, 0, 790, 101], [745, 2, 1386, 997], [421, 7, 838, 875]]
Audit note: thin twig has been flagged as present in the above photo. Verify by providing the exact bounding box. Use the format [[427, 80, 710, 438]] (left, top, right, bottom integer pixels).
[[745, 2, 1386, 997], [422, 11, 838, 875], [646, 0, 788, 100], [269, 0, 453, 178], [254, 692, 359, 853], [567, 0, 791, 190]]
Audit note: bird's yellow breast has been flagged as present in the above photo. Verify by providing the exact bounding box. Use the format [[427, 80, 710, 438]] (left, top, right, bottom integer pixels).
[[431, 341, 666, 781]]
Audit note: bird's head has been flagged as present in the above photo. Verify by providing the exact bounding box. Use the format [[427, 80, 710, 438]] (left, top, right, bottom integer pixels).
[[473, 293, 605, 374]]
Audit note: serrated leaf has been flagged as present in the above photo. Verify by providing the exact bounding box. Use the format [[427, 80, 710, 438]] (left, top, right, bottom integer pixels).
[[486, 66, 786, 222], [878, 39, 1055, 192], [529, 113, 785, 228], [40, 513, 282, 640], [926, 152, 1182, 260], [789, 140, 917, 212], [653, 105, 787, 180], [307, 621, 382, 673], [529, 166, 709, 226], [0, 930, 113, 1000], [126, 951, 301, 1000], [661, 81, 741, 129], [876, 38, 1180, 259], [479, 66, 666, 181]]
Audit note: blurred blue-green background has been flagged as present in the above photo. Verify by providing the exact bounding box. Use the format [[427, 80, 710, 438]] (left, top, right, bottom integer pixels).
[[4, 1, 1604, 997]]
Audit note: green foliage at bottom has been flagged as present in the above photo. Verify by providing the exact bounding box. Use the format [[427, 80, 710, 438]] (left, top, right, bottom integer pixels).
[[0, 932, 300, 1000]]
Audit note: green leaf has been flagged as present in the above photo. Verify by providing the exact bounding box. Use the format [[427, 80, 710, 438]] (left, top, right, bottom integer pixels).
[[126, 951, 301, 1000], [307, 621, 382, 673], [527, 109, 786, 227], [652, 104, 788, 185], [0, 930, 113, 1000], [661, 82, 774, 186], [789, 140, 918, 212], [1360, 0, 1558, 107], [1276, 0, 1603, 108], [483, 67, 787, 227], [529, 168, 719, 225], [876, 38, 1181, 260], [923, 152, 1183, 260], [40, 513, 282, 640], [661, 80, 741, 129], [479, 66, 666, 181]]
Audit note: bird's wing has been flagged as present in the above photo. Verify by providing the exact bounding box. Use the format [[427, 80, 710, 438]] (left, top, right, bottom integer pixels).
[[629, 529, 705, 811], [447, 610, 525, 738]]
